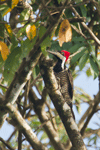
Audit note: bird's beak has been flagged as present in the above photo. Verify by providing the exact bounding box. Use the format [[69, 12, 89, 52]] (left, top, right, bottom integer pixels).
[[47, 50, 65, 60], [47, 50, 57, 55]]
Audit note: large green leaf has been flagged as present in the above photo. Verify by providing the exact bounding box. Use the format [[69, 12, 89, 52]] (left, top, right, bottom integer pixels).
[[89, 56, 99, 79], [71, 47, 86, 64], [39, 26, 51, 55], [0, 4, 9, 16], [20, 38, 36, 59], [80, 5, 87, 17], [17, 25, 26, 38], [3, 47, 22, 84], [51, 41, 62, 51], [86, 67, 92, 77], [68, 43, 84, 53], [92, 54, 100, 68], [79, 52, 89, 70], [72, 36, 85, 42]]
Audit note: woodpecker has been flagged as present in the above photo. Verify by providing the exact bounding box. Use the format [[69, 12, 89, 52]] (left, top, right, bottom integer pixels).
[[47, 50, 75, 119]]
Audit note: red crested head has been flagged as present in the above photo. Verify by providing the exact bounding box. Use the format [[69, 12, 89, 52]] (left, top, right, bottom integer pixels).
[[61, 50, 70, 61]]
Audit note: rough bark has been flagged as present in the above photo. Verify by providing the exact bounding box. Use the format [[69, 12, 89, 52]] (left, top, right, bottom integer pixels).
[[39, 55, 87, 150]]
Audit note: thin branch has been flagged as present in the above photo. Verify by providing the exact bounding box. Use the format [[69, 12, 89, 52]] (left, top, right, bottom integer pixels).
[[34, 114, 58, 133], [71, 24, 87, 40], [7, 129, 17, 142], [46, 101, 58, 131], [0, 84, 8, 89], [0, 137, 15, 150], [40, 0, 54, 21], [18, 131, 22, 150], [83, 128, 100, 138], [78, 104, 94, 131], [70, 5, 100, 45]]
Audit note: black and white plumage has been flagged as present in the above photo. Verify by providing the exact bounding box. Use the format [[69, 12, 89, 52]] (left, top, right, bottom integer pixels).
[[48, 50, 75, 119]]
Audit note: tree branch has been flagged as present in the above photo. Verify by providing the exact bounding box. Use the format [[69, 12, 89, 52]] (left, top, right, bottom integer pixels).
[[70, 5, 100, 45], [29, 88, 65, 150], [39, 55, 87, 150], [0, 137, 14, 150], [0, 4, 66, 128], [5, 103, 48, 150]]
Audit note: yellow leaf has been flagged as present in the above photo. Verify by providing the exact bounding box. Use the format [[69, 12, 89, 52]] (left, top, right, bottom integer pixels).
[[11, 0, 19, 9], [0, 41, 10, 61], [5, 24, 12, 36], [58, 19, 72, 47], [26, 24, 36, 40], [3, 0, 19, 16]]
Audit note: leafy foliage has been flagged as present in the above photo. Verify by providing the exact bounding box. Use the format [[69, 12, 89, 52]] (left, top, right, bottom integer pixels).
[[0, 0, 100, 150]]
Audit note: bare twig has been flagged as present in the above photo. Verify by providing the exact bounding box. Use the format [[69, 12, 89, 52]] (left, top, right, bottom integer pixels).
[[71, 24, 87, 40], [40, 0, 54, 21], [0, 137, 15, 150], [46, 101, 58, 131], [0, 84, 8, 89], [80, 91, 100, 136], [70, 5, 100, 45]]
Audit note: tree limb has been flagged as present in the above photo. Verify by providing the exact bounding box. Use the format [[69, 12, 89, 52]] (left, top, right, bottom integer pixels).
[[0, 4, 66, 128], [39, 55, 87, 150], [5, 103, 48, 150], [29, 88, 65, 150]]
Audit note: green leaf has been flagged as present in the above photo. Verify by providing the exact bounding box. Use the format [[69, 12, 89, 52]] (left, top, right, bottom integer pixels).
[[17, 25, 26, 38], [86, 67, 92, 77], [72, 36, 85, 42], [89, 56, 99, 79], [68, 43, 84, 53], [75, 98, 81, 114], [51, 41, 61, 51], [20, 37, 36, 59], [0, 54, 4, 72], [71, 47, 86, 64], [0, 5, 9, 16], [10, 36, 18, 51], [92, 54, 100, 68], [3, 47, 22, 84], [19, 9, 30, 23], [62, 42, 72, 50], [7, 0, 12, 8], [41, 46, 48, 56], [57, 0, 64, 4], [39, 26, 51, 47], [79, 52, 89, 70], [0, 24, 4, 40], [39, 26, 51, 53], [80, 5, 87, 17]]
